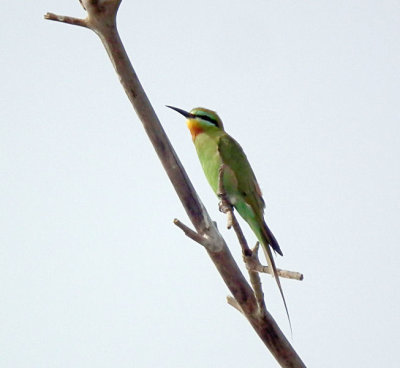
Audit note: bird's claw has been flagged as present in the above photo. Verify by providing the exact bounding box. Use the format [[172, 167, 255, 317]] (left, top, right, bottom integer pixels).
[[218, 199, 231, 214]]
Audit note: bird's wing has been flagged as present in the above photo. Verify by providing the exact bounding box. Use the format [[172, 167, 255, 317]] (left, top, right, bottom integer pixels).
[[217, 134, 265, 214], [218, 134, 290, 332]]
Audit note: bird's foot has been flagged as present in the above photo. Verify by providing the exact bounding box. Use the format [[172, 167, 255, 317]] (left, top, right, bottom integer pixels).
[[218, 195, 234, 229], [218, 196, 232, 214]]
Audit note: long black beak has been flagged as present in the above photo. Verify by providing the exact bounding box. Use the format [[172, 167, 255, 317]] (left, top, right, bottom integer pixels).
[[166, 105, 195, 119]]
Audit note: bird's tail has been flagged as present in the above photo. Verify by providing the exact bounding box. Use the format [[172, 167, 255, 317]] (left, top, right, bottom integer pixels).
[[263, 222, 283, 256], [258, 221, 292, 332]]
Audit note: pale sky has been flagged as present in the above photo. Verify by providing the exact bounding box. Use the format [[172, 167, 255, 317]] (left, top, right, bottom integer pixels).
[[1, 1, 399, 367]]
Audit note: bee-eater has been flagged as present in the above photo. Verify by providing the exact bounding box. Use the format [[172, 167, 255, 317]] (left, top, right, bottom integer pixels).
[[167, 105, 289, 322]]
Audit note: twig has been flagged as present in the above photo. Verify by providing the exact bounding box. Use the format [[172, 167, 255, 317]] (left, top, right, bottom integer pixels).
[[173, 219, 205, 246], [245, 243, 267, 315], [44, 12, 88, 28], [173, 218, 221, 251], [252, 265, 304, 281], [244, 243, 304, 281]]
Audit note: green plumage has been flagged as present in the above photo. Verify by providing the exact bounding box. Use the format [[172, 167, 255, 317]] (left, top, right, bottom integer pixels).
[[167, 105, 290, 327], [190, 109, 282, 256]]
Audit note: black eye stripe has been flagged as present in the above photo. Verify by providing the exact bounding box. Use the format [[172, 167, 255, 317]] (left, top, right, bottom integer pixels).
[[197, 114, 218, 126]]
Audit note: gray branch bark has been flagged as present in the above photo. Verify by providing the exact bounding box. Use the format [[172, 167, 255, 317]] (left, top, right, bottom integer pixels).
[[45, 2, 306, 367]]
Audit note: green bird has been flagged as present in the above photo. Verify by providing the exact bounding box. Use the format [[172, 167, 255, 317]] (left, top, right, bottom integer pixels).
[[167, 105, 290, 323]]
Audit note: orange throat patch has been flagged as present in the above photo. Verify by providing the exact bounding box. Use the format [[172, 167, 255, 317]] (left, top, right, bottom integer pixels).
[[187, 119, 204, 140]]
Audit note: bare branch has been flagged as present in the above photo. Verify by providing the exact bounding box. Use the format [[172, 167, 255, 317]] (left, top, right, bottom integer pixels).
[[44, 2, 306, 367], [245, 243, 267, 315], [44, 12, 88, 28], [252, 265, 304, 281], [246, 246, 304, 281], [173, 218, 207, 247]]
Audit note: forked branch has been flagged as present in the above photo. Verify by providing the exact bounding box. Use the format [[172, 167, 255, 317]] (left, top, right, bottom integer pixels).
[[44, 2, 305, 367]]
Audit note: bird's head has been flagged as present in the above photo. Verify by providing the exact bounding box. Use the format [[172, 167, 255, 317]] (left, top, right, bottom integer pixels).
[[167, 106, 224, 139]]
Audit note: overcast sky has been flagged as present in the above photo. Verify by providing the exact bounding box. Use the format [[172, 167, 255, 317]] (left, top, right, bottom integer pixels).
[[1, 1, 399, 367]]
